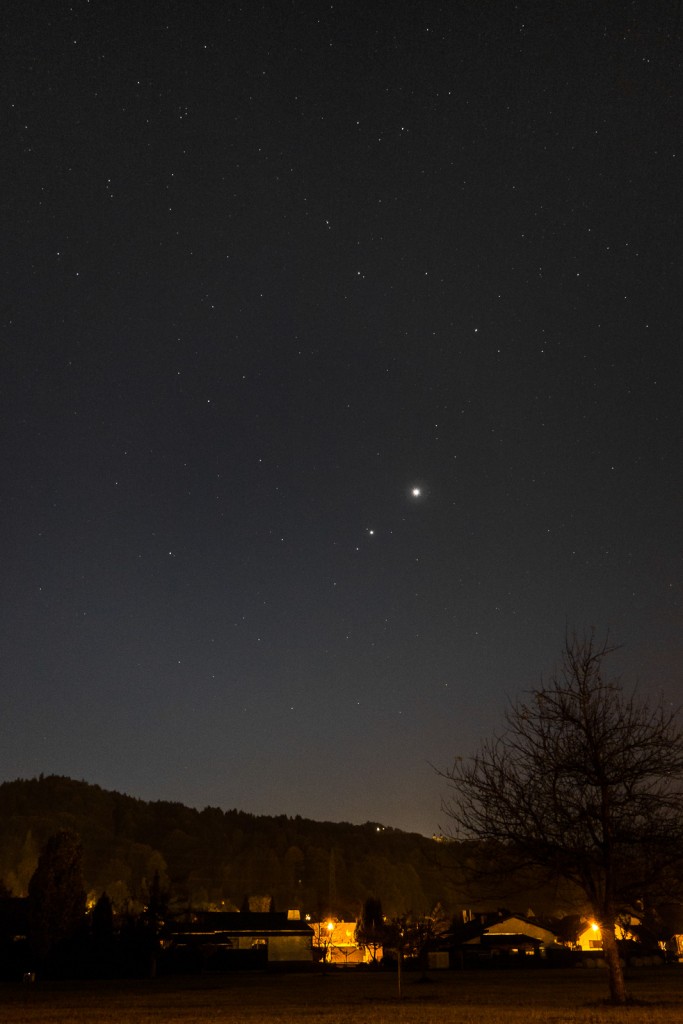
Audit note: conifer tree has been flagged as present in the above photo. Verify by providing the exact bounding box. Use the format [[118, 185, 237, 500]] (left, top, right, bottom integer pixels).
[[28, 829, 86, 960]]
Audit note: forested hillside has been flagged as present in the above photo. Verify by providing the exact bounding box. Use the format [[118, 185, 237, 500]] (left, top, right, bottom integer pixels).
[[0, 776, 467, 919]]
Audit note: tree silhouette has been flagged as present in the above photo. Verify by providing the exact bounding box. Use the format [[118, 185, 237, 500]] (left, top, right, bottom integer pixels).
[[355, 897, 386, 963], [92, 891, 114, 944], [440, 632, 683, 1005], [28, 829, 86, 962], [0, 775, 465, 922]]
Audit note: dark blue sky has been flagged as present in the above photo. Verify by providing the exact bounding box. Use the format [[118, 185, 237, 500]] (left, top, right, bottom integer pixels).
[[2, 2, 681, 835]]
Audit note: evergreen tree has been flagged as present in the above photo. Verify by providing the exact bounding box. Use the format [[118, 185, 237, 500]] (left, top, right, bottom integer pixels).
[[92, 891, 114, 944], [28, 829, 86, 960], [355, 897, 386, 963]]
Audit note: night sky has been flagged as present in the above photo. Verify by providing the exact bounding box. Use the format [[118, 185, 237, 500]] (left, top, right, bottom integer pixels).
[[2, 2, 681, 836]]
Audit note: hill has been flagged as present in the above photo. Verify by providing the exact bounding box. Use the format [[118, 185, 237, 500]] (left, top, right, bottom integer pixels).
[[0, 776, 465, 919]]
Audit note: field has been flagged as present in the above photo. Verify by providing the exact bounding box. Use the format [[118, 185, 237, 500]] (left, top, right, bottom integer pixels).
[[1, 968, 683, 1024]]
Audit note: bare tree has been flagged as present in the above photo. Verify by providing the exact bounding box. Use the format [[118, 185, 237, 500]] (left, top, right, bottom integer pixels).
[[440, 632, 683, 1005]]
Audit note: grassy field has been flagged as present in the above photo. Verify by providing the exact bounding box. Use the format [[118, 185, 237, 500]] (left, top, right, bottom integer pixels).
[[1, 967, 683, 1024]]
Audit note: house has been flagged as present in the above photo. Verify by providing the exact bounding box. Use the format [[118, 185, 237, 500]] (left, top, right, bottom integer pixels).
[[312, 920, 378, 966], [574, 920, 604, 952], [559, 915, 640, 953], [476, 915, 559, 949], [656, 903, 683, 961], [167, 910, 314, 968], [463, 914, 560, 958], [446, 911, 567, 966]]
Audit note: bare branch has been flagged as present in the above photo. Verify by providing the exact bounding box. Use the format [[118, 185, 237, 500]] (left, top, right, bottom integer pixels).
[[438, 632, 683, 1005]]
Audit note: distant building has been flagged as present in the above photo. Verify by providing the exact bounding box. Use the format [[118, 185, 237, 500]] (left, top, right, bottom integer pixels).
[[563, 916, 640, 952], [168, 910, 314, 967], [462, 914, 560, 958], [312, 920, 378, 966]]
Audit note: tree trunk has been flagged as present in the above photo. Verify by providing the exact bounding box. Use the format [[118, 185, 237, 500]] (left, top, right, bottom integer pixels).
[[600, 924, 627, 1005]]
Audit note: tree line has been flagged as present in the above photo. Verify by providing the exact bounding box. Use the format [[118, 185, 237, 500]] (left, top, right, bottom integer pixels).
[[0, 776, 471, 922]]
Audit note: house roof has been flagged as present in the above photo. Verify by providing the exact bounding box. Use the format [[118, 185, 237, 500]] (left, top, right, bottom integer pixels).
[[482, 916, 559, 945], [170, 911, 313, 938], [452, 913, 560, 948]]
